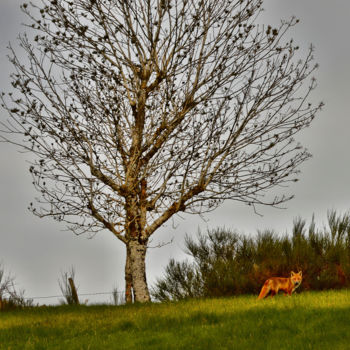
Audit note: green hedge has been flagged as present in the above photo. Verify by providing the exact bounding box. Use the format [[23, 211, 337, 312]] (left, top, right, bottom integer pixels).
[[152, 210, 350, 301]]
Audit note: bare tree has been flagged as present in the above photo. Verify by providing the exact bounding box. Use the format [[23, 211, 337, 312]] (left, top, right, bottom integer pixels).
[[1, 0, 322, 302]]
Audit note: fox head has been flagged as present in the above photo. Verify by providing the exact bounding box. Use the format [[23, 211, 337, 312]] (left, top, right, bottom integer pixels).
[[290, 271, 302, 287]]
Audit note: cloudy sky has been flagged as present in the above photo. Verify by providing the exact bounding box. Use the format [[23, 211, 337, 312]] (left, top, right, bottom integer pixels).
[[1, 0, 349, 304]]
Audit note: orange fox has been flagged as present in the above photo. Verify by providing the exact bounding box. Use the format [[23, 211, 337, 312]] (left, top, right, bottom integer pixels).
[[258, 271, 302, 299]]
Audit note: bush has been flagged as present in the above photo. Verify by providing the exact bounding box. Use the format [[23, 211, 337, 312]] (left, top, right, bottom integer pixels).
[[58, 267, 79, 305], [0, 263, 33, 310], [152, 210, 350, 301]]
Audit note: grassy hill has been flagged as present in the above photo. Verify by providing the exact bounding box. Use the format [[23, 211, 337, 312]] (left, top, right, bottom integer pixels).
[[1, 290, 350, 349]]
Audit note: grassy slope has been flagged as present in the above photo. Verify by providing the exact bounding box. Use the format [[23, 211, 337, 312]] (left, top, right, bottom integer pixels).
[[1, 290, 350, 350]]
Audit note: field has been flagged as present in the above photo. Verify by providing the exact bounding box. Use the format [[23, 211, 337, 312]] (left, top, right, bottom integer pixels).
[[1, 290, 350, 350]]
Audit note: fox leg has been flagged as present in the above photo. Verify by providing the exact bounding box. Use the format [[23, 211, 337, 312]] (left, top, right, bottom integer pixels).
[[269, 290, 276, 298]]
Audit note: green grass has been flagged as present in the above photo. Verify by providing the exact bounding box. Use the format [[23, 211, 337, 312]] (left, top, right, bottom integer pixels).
[[1, 290, 350, 349]]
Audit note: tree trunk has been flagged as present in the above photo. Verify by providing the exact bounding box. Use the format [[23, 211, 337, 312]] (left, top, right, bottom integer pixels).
[[125, 246, 134, 304], [128, 240, 150, 302]]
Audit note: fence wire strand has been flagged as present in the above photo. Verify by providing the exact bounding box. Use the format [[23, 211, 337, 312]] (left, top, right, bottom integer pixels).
[[23, 290, 125, 300]]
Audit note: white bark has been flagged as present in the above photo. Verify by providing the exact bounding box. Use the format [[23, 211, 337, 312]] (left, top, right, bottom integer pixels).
[[128, 240, 150, 303]]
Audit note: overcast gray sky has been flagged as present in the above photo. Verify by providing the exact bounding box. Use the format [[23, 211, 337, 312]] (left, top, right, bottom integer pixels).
[[1, 0, 349, 304]]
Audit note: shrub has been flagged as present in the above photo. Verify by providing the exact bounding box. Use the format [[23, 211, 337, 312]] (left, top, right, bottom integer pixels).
[[0, 263, 33, 310], [58, 267, 79, 305], [152, 210, 350, 301]]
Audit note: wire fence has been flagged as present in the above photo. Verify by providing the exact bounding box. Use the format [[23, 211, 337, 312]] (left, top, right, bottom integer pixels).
[[0, 264, 126, 305], [24, 290, 125, 300], [12, 290, 127, 306]]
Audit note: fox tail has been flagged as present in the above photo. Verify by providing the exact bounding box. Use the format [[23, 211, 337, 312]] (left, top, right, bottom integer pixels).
[[258, 281, 270, 299]]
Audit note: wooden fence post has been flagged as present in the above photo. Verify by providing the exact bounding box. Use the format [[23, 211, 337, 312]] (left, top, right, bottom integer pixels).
[[68, 277, 79, 305]]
